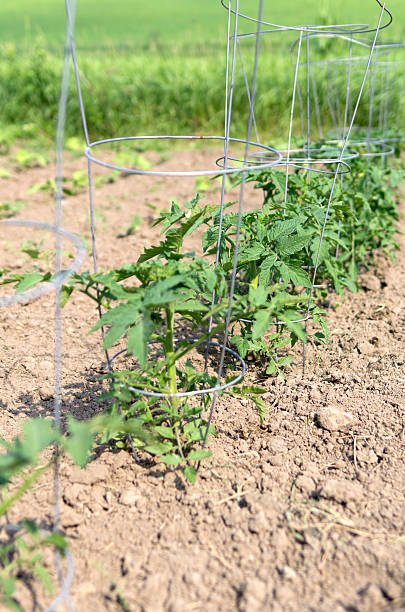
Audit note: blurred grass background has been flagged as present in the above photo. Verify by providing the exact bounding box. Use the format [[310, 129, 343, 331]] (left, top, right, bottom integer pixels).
[[0, 0, 403, 145], [2, 0, 404, 52]]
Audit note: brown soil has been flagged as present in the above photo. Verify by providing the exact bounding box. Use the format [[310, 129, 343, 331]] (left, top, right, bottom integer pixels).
[[0, 147, 404, 612]]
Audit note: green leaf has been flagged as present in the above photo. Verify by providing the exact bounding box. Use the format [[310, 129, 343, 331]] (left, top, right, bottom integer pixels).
[[251, 397, 268, 424], [143, 275, 186, 307], [127, 310, 153, 368], [249, 285, 267, 307], [186, 450, 212, 461], [137, 244, 165, 263], [205, 268, 217, 293], [63, 418, 94, 467], [60, 284, 73, 307], [271, 170, 287, 195], [258, 253, 277, 286], [229, 335, 252, 359], [22, 419, 58, 461], [45, 532, 68, 554], [32, 565, 53, 595], [276, 233, 310, 257], [268, 218, 302, 241], [160, 454, 182, 466], [92, 303, 138, 350], [184, 465, 197, 484], [285, 320, 307, 342], [276, 355, 294, 367], [252, 310, 271, 341], [310, 236, 330, 264], [237, 243, 266, 264], [16, 271, 44, 293], [144, 442, 173, 455], [278, 262, 311, 288], [155, 426, 175, 439], [232, 385, 266, 396]]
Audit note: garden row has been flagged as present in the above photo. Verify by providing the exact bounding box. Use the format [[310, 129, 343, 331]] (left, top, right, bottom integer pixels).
[[0, 134, 403, 606]]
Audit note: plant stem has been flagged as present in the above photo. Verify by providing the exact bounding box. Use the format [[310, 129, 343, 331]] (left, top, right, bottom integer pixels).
[[164, 304, 178, 406]]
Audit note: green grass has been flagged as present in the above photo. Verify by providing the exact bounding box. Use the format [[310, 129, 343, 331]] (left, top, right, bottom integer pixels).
[[1, 0, 404, 53], [0, 42, 402, 147], [0, 1, 403, 147]]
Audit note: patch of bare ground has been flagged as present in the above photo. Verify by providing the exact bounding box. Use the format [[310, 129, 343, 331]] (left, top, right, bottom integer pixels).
[[0, 148, 404, 611]]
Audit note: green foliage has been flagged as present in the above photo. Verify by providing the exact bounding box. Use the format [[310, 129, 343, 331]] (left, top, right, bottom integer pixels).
[[1, 42, 404, 145], [0, 202, 24, 219], [0, 147, 401, 486]]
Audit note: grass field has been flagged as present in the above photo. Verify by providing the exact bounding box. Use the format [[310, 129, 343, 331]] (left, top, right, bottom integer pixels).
[[1, 0, 404, 52], [0, 0, 403, 146]]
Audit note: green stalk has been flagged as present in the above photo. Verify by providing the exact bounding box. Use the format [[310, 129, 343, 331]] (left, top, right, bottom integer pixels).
[[250, 262, 259, 290], [164, 304, 178, 407]]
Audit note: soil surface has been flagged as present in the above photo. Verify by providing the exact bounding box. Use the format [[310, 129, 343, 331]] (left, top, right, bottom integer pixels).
[[0, 147, 404, 612]]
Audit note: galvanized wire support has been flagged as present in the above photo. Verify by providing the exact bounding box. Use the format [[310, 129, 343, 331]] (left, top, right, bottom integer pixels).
[[0, 1, 83, 609], [64, 0, 284, 451]]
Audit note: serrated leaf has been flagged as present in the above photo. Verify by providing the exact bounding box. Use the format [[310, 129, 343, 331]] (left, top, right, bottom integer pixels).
[[64, 418, 94, 467], [184, 465, 197, 484], [276, 233, 310, 257], [16, 271, 44, 293], [160, 454, 182, 466], [229, 335, 252, 359], [186, 450, 212, 461], [144, 442, 173, 455], [268, 218, 302, 241], [155, 426, 175, 439], [258, 253, 277, 286], [285, 320, 307, 342], [137, 244, 166, 263], [127, 310, 153, 368], [252, 310, 271, 341], [278, 262, 311, 288]]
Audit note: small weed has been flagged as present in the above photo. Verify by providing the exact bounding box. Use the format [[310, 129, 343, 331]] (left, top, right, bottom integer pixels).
[[118, 215, 141, 237], [0, 202, 24, 219], [14, 150, 48, 170]]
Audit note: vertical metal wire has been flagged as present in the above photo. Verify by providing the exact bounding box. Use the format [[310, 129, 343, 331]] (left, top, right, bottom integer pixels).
[[203, 0, 264, 448], [284, 31, 303, 203], [306, 30, 311, 181], [395, 65, 405, 131], [203, 0, 237, 376], [238, 40, 261, 145], [366, 50, 378, 196], [336, 33, 353, 260], [52, 1, 77, 610], [303, 3, 386, 376], [311, 70, 323, 139], [327, 64, 338, 132], [65, 0, 139, 461]]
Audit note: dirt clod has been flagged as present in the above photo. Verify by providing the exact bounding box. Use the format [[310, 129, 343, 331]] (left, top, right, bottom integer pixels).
[[320, 478, 363, 504], [315, 406, 357, 432]]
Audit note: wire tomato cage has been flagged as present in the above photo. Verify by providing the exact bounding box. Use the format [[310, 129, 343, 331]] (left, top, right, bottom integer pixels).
[[63, 0, 394, 447], [218, 1, 391, 373], [0, 2, 84, 609]]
